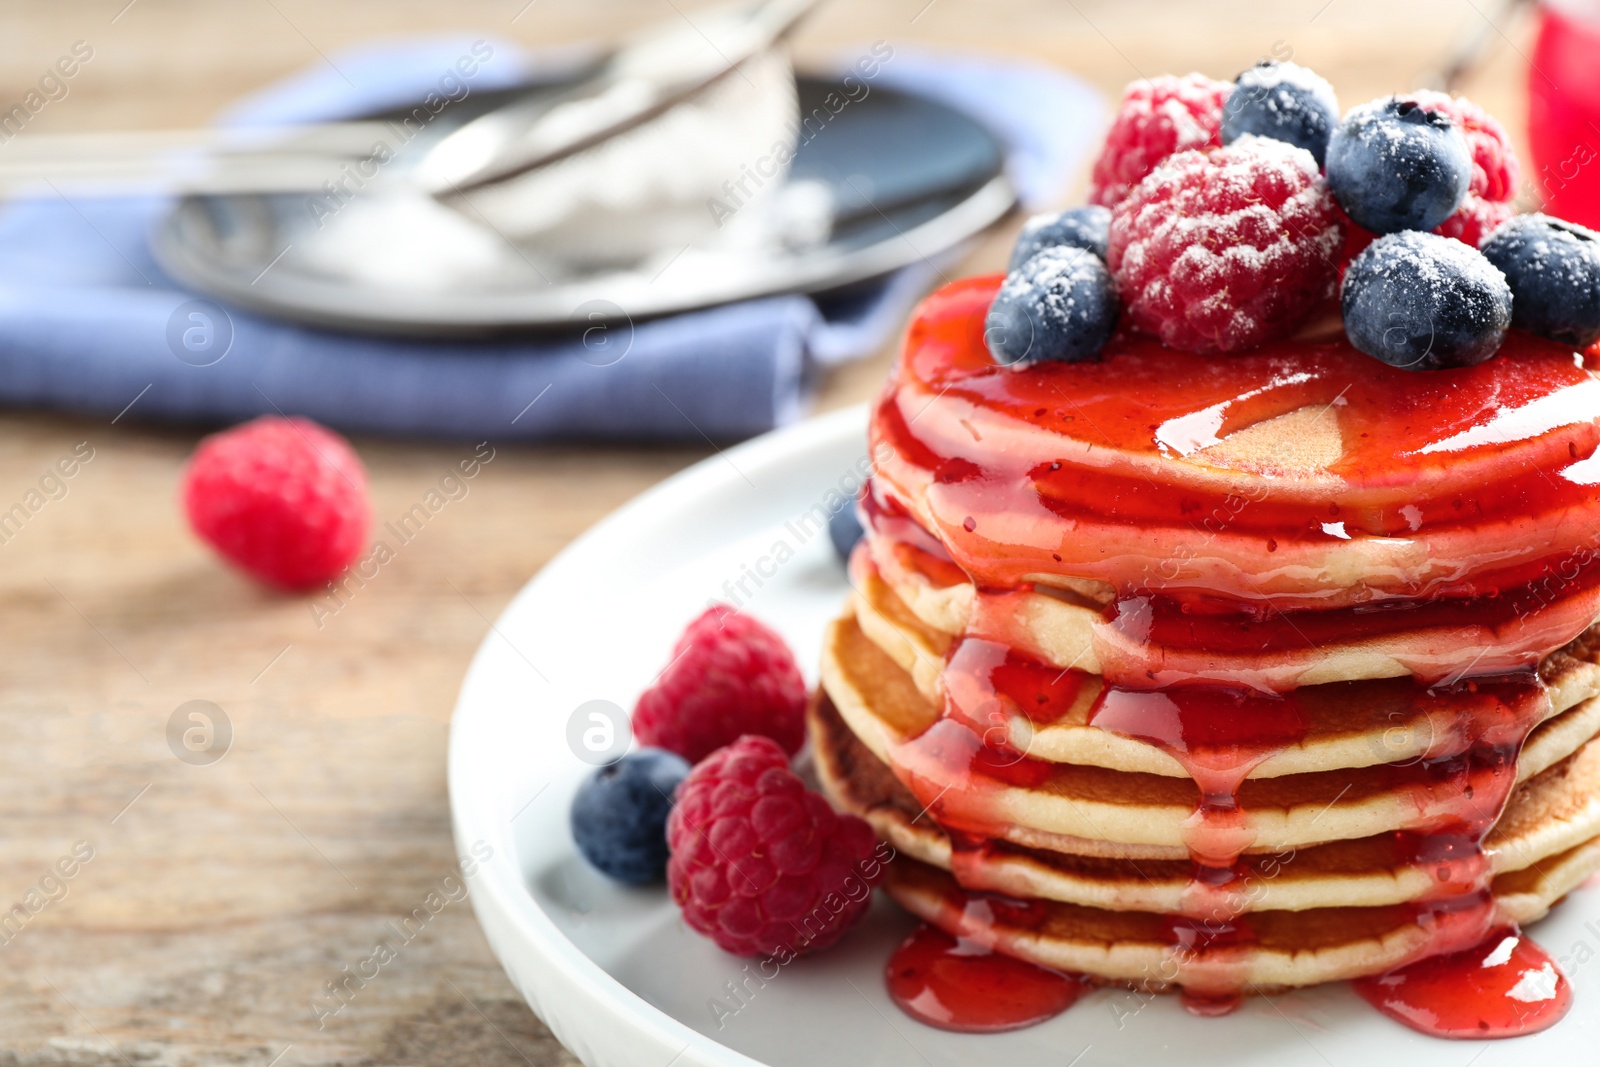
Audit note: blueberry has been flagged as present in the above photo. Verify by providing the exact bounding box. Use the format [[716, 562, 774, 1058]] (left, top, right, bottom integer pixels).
[[1341, 230, 1511, 370], [1221, 60, 1340, 166], [570, 748, 689, 884], [828, 500, 864, 562], [1480, 213, 1600, 347], [985, 246, 1118, 365], [1008, 206, 1112, 271], [1326, 97, 1472, 234]]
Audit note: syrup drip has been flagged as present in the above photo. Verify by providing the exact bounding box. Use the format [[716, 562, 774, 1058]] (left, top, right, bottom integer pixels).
[[886, 923, 1087, 1033], [860, 478, 967, 588], [1088, 685, 1306, 871], [1087, 682, 1297, 1003], [942, 631, 1087, 732], [882, 712, 1057, 858], [1352, 925, 1572, 1038], [1163, 911, 1259, 1014], [891, 591, 1090, 839], [871, 279, 1593, 1037]]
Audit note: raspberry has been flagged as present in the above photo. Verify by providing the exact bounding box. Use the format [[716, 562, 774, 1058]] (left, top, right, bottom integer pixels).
[[634, 606, 806, 763], [666, 736, 885, 957], [1108, 137, 1345, 353], [1435, 192, 1516, 249], [182, 416, 370, 590], [1088, 73, 1231, 207]]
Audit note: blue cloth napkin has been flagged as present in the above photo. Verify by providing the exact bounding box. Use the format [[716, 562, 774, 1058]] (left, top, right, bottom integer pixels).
[[0, 37, 1103, 441]]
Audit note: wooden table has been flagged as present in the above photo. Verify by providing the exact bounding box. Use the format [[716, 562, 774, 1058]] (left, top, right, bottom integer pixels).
[[0, 1, 1536, 1062]]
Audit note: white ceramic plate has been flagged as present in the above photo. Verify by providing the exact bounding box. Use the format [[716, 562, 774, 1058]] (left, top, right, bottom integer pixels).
[[448, 403, 1600, 1067]]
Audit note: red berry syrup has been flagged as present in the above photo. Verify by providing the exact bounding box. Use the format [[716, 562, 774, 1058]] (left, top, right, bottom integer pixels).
[[886, 923, 1087, 1033], [1352, 925, 1572, 1039]]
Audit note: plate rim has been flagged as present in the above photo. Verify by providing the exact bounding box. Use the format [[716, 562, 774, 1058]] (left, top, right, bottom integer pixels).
[[448, 404, 868, 1067]]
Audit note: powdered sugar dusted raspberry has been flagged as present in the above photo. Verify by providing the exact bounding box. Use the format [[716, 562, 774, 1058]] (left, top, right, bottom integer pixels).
[[1089, 73, 1231, 207], [1108, 136, 1345, 353], [1436, 192, 1516, 248]]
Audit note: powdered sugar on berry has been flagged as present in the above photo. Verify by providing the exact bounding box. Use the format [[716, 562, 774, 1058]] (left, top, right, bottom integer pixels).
[[1233, 60, 1338, 115], [1349, 229, 1511, 308], [1108, 136, 1345, 353], [1436, 193, 1516, 248], [1089, 73, 1232, 207], [995, 247, 1101, 323]]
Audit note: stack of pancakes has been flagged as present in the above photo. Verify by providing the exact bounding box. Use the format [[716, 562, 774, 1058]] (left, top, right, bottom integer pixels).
[[810, 278, 1600, 997]]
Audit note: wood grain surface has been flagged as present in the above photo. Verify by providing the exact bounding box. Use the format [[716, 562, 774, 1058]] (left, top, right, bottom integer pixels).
[[0, 1, 1537, 1063]]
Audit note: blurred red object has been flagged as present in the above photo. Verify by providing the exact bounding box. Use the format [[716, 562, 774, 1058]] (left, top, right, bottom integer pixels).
[[1529, 1, 1600, 228]]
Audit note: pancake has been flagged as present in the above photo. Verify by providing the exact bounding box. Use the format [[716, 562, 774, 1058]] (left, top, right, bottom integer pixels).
[[882, 845, 1600, 993], [812, 687, 1600, 914], [820, 609, 1600, 852], [853, 555, 1600, 779], [863, 533, 1600, 690]]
